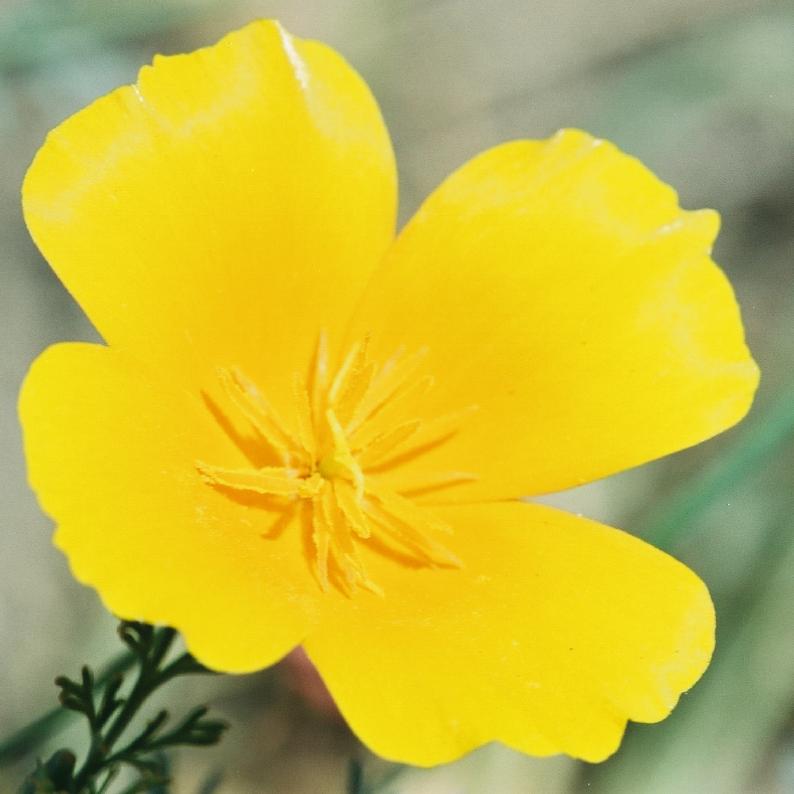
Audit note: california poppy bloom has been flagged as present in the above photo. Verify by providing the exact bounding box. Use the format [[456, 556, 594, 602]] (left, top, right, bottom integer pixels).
[[19, 20, 758, 765]]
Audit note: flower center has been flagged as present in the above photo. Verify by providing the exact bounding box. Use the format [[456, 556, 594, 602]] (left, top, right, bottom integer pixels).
[[196, 332, 477, 596], [317, 452, 346, 480]]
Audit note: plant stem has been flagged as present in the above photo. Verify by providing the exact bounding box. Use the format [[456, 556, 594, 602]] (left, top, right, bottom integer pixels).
[[640, 384, 794, 549], [71, 629, 176, 791], [0, 650, 136, 768]]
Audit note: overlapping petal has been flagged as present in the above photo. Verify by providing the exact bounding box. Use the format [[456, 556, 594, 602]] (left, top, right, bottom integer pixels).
[[19, 343, 319, 672], [22, 20, 397, 418], [305, 501, 714, 765], [349, 130, 759, 502]]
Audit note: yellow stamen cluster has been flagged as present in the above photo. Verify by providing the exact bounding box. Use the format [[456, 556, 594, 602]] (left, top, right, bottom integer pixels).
[[197, 333, 477, 595]]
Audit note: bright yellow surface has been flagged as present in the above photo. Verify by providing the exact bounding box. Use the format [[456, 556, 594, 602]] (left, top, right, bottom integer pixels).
[[350, 130, 759, 501], [19, 19, 756, 766], [19, 343, 321, 672], [305, 501, 714, 764], [22, 20, 397, 420]]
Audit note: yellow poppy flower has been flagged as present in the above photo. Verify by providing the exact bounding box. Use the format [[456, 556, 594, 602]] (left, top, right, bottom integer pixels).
[[19, 20, 758, 765]]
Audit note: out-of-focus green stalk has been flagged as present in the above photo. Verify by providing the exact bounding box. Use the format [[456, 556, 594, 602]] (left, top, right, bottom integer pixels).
[[586, 506, 794, 793], [0, 649, 135, 768], [640, 384, 794, 549], [354, 762, 407, 794]]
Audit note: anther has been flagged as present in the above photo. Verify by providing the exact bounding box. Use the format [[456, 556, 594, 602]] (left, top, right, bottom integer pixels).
[[199, 333, 474, 596]]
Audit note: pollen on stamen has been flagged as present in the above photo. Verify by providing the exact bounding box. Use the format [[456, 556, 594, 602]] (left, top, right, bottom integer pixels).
[[196, 332, 478, 596]]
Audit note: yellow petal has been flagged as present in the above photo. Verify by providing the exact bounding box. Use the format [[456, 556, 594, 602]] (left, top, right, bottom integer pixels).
[[349, 130, 758, 501], [22, 20, 396, 417], [304, 501, 714, 765], [19, 343, 320, 672]]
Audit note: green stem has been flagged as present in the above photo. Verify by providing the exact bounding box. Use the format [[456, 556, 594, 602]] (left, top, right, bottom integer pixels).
[[350, 759, 407, 794], [105, 630, 175, 750], [640, 384, 794, 549], [0, 650, 136, 768], [368, 765, 407, 793], [71, 629, 176, 791]]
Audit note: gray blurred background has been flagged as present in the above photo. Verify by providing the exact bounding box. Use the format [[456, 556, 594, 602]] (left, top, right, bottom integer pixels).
[[2, 1, 794, 792]]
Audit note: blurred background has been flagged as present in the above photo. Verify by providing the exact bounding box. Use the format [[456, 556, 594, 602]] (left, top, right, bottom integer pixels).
[[1, 1, 793, 792]]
